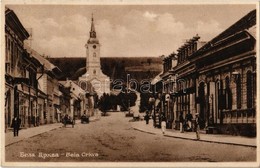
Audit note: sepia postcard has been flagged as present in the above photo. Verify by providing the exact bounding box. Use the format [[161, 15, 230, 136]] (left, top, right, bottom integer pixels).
[[1, 0, 259, 167]]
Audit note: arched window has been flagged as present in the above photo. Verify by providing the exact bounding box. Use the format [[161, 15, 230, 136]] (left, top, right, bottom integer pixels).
[[247, 71, 253, 108], [93, 52, 96, 57], [236, 74, 241, 109], [216, 80, 221, 119], [225, 76, 232, 109]]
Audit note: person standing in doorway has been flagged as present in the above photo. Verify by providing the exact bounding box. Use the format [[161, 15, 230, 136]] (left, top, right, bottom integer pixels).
[[11, 116, 21, 137], [195, 113, 201, 140], [179, 112, 184, 133]]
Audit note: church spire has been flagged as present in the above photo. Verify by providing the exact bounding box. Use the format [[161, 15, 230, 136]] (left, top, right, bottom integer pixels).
[[90, 13, 96, 38]]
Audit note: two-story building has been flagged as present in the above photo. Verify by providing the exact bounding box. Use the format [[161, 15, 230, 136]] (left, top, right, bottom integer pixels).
[[5, 8, 42, 130], [25, 47, 63, 124]]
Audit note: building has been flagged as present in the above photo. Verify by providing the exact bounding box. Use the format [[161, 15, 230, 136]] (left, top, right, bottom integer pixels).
[[172, 35, 207, 130], [25, 48, 63, 124], [161, 9, 256, 136], [5, 8, 42, 130], [62, 80, 88, 118], [79, 15, 110, 96], [159, 53, 178, 129], [190, 9, 256, 136]]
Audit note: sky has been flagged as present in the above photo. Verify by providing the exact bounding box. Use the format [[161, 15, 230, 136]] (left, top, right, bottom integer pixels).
[[7, 4, 256, 58]]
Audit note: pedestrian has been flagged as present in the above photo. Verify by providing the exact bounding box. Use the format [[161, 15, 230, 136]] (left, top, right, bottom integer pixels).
[[185, 111, 193, 131], [144, 111, 150, 124], [11, 116, 21, 137], [161, 115, 166, 134], [195, 113, 201, 140], [179, 112, 184, 133]]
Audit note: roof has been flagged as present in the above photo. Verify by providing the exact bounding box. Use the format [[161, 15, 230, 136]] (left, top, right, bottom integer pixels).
[[194, 9, 256, 56], [24, 44, 54, 70], [5, 8, 29, 41], [24, 44, 62, 78], [63, 80, 86, 99], [151, 72, 163, 85]]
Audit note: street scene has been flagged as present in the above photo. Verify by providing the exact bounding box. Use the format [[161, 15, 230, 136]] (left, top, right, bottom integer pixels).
[[3, 2, 258, 166], [5, 112, 256, 162]]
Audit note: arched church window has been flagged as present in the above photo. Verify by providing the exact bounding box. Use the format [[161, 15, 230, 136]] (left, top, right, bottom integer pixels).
[[93, 52, 96, 57], [93, 69, 96, 74]]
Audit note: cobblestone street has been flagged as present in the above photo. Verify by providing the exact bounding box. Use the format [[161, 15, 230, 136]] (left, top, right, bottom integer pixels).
[[5, 112, 256, 162]]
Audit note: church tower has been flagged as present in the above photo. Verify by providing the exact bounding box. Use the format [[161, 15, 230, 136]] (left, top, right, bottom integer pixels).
[[85, 14, 101, 76], [79, 14, 110, 96]]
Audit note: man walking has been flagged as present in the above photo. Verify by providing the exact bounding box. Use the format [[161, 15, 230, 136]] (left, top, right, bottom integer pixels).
[[144, 111, 150, 124], [185, 111, 193, 131], [195, 113, 200, 140], [179, 112, 184, 133], [11, 116, 21, 137], [161, 115, 166, 134]]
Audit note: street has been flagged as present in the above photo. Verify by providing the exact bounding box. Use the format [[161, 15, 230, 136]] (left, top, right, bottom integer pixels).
[[5, 112, 256, 162]]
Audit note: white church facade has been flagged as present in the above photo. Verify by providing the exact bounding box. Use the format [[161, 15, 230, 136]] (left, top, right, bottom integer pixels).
[[79, 15, 110, 97]]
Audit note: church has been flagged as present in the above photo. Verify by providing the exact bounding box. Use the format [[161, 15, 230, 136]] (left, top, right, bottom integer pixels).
[[47, 15, 162, 117], [78, 15, 110, 97]]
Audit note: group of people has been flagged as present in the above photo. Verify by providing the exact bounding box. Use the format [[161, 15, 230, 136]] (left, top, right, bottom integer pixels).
[[144, 110, 201, 140], [179, 111, 193, 133], [179, 111, 201, 140]]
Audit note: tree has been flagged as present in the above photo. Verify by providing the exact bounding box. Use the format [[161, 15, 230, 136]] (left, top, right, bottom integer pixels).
[[118, 90, 137, 111], [139, 92, 151, 112]]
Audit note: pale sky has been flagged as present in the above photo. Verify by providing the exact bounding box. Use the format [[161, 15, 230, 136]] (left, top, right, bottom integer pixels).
[[7, 4, 256, 57]]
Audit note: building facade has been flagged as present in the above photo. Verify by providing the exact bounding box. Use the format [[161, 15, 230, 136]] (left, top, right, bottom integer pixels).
[[159, 9, 256, 136], [173, 36, 206, 130], [5, 8, 42, 130], [190, 9, 256, 136]]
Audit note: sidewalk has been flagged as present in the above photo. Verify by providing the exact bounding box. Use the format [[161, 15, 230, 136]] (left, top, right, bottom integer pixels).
[[5, 123, 63, 147], [131, 121, 256, 148], [5, 114, 102, 147]]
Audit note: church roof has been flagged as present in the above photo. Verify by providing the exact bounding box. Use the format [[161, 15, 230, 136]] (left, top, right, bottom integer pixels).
[[90, 14, 96, 33], [88, 14, 99, 44]]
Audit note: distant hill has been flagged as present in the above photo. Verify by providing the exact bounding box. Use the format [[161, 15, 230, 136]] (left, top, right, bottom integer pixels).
[[47, 57, 163, 82]]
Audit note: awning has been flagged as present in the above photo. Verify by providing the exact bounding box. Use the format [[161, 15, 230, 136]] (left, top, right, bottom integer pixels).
[[151, 72, 163, 85]]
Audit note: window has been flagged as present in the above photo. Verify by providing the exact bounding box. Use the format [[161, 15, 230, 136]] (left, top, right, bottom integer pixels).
[[247, 71, 253, 108], [93, 52, 96, 57], [236, 74, 241, 109], [11, 41, 14, 68], [5, 35, 8, 61], [216, 81, 220, 118], [5, 63, 11, 74], [225, 76, 232, 109]]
